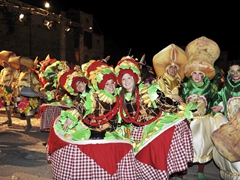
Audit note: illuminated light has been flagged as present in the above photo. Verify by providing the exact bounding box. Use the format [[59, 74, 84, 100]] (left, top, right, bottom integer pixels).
[[44, 2, 50, 9], [65, 27, 71, 32], [19, 13, 24, 22], [43, 20, 53, 29], [65, 21, 72, 32]]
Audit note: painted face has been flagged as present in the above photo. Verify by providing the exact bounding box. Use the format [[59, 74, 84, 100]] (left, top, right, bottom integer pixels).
[[192, 71, 204, 83], [104, 79, 116, 94], [228, 65, 240, 81], [167, 65, 178, 77], [76, 81, 86, 93], [121, 73, 134, 92]]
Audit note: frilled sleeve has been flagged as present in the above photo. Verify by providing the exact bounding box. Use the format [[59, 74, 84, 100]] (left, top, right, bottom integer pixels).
[[140, 82, 180, 111], [140, 83, 180, 118]]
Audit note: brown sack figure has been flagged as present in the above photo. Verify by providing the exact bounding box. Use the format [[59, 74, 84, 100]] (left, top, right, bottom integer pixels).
[[211, 108, 240, 162]]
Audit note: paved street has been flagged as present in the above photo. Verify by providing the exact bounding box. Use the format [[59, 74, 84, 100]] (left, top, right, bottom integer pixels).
[[0, 110, 52, 180], [0, 109, 222, 180]]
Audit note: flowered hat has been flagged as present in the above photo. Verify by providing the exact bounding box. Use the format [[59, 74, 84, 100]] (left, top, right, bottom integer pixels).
[[43, 60, 70, 82], [83, 59, 117, 91], [84, 60, 108, 76], [152, 44, 188, 80], [115, 56, 141, 85], [58, 70, 89, 96], [82, 58, 118, 105], [39, 54, 57, 72], [184, 36, 220, 80]]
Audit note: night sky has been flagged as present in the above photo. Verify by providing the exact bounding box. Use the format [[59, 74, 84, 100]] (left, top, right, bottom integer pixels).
[[19, 1, 240, 63]]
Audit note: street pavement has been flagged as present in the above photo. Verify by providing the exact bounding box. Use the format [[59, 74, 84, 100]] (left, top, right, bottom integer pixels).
[[0, 109, 52, 180], [0, 109, 222, 180]]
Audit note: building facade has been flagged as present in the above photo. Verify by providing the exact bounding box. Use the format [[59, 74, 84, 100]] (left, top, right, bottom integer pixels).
[[0, 1, 104, 65]]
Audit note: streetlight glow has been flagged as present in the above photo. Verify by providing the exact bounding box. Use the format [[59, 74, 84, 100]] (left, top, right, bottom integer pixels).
[[44, 2, 50, 9]]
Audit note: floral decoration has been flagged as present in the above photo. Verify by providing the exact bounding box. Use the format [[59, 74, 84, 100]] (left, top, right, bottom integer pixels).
[[0, 86, 13, 106], [0, 97, 5, 108], [18, 97, 39, 114]]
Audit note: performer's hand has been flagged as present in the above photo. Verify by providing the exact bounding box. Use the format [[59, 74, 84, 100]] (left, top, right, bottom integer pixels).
[[60, 100, 66, 105], [63, 118, 74, 131], [172, 94, 183, 102], [211, 106, 222, 112]]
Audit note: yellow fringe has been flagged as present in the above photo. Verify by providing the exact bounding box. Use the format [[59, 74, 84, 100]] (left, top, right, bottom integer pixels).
[[193, 113, 212, 119]]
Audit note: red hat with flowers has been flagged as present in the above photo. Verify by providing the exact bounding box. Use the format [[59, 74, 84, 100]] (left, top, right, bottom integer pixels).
[[58, 70, 89, 96], [115, 56, 141, 86]]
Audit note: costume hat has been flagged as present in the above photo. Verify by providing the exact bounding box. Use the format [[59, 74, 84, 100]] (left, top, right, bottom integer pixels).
[[85, 60, 108, 79], [97, 70, 117, 90], [39, 54, 57, 72], [0, 50, 16, 66], [185, 36, 220, 63], [85, 59, 117, 91], [58, 70, 89, 96], [152, 44, 188, 80], [184, 36, 220, 80], [20, 56, 34, 68], [8, 56, 34, 69], [82, 58, 118, 105], [115, 56, 141, 85], [81, 56, 110, 76]]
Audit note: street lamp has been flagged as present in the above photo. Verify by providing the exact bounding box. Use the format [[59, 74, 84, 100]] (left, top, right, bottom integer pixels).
[[44, 2, 50, 9]]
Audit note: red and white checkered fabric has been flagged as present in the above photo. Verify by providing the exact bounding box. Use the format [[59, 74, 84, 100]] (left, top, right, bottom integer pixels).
[[167, 120, 193, 174], [135, 160, 169, 180], [131, 125, 144, 141], [48, 144, 137, 180], [39, 105, 63, 132], [46, 119, 193, 180], [135, 120, 193, 179]]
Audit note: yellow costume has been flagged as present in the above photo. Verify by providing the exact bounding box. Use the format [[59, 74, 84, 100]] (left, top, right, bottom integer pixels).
[[0, 50, 20, 126], [9, 56, 42, 131], [153, 44, 188, 101]]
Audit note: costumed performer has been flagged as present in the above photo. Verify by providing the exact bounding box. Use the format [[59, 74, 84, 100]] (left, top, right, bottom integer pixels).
[[9, 56, 45, 131], [47, 59, 136, 179], [211, 63, 240, 180], [36, 54, 57, 91], [115, 55, 195, 180], [55, 58, 122, 140], [42, 60, 70, 91], [38, 68, 79, 127], [137, 54, 156, 85], [211, 65, 225, 94], [153, 44, 188, 102], [181, 36, 221, 180], [0, 50, 20, 126]]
